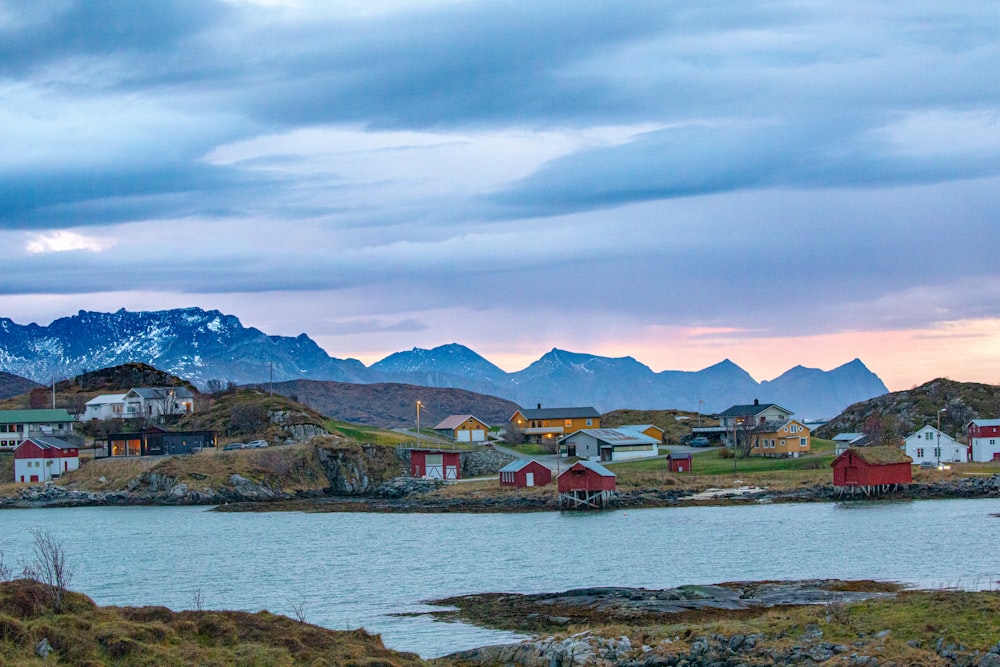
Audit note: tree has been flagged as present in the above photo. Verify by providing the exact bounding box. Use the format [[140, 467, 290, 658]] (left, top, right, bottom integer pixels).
[[862, 413, 904, 448], [230, 402, 268, 436], [731, 415, 763, 458], [502, 421, 525, 446], [22, 529, 74, 613]]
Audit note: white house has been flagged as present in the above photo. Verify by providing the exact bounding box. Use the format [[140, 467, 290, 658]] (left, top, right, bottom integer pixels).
[[558, 428, 659, 462], [14, 436, 80, 483], [0, 409, 75, 450], [121, 387, 195, 420], [82, 394, 128, 421], [966, 419, 1000, 463], [904, 425, 967, 465]]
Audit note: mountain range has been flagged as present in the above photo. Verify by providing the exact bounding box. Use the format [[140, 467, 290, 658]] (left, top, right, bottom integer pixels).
[[0, 307, 888, 417]]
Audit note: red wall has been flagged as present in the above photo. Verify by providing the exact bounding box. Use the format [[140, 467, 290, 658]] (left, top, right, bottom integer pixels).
[[833, 451, 912, 486], [502, 461, 552, 487], [558, 463, 616, 492]]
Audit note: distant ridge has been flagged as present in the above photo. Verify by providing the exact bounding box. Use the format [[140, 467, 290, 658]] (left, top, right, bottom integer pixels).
[[0, 307, 889, 417]]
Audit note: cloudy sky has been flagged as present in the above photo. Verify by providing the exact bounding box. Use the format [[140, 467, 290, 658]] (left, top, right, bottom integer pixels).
[[2, 1, 999, 391]]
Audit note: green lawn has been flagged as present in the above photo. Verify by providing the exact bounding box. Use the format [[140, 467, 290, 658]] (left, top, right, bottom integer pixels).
[[507, 443, 555, 456], [613, 447, 833, 476]]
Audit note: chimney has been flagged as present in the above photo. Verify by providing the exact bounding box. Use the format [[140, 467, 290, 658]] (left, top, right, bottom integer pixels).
[[754, 398, 759, 406], [537, 403, 542, 410]]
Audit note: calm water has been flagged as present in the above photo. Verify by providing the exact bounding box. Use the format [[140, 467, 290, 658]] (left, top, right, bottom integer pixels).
[[1, 498, 998, 658]]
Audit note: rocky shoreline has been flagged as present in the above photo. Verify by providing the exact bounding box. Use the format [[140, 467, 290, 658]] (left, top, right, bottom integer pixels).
[[3, 472, 1000, 511]]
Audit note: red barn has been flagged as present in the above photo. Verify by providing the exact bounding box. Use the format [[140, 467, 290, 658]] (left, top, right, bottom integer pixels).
[[499, 459, 552, 487], [410, 449, 461, 480], [667, 452, 693, 473], [14, 436, 80, 483], [832, 447, 912, 496], [558, 460, 616, 509]]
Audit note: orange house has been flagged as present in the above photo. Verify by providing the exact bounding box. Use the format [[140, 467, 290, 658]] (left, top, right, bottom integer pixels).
[[750, 419, 811, 458], [509, 406, 601, 444]]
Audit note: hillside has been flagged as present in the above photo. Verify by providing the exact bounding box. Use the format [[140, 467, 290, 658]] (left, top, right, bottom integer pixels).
[[816, 377, 1000, 440], [0, 362, 197, 414], [0, 370, 40, 401], [602, 409, 719, 444], [260, 379, 520, 428]]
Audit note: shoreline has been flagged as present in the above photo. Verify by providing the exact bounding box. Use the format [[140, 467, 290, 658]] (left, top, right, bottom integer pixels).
[[2, 473, 998, 512]]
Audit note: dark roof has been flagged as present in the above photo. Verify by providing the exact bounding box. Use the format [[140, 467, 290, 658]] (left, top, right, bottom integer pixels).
[[514, 407, 601, 420], [717, 403, 791, 418], [128, 386, 194, 399], [18, 436, 76, 451]]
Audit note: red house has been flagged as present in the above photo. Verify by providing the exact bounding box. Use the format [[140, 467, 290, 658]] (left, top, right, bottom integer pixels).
[[499, 459, 552, 487], [558, 460, 616, 509], [14, 436, 80, 483], [831, 447, 912, 496], [410, 449, 461, 480], [667, 453, 693, 473]]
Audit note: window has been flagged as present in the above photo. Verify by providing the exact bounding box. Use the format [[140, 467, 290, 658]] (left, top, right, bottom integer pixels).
[[934, 448, 941, 457], [565, 419, 573, 427], [790, 424, 798, 433], [917, 448, 924, 457], [800, 438, 807, 447], [586, 419, 593, 426]]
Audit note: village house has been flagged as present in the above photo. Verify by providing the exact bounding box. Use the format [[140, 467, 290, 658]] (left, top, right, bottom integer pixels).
[[832, 432, 870, 455], [904, 425, 967, 465], [433, 414, 490, 443], [498, 459, 552, 488], [966, 419, 1000, 462], [105, 426, 217, 457], [749, 419, 812, 458], [831, 447, 912, 496], [558, 428, 659, 462], [509, 405, 601, 444], [14, 436, 79, 483], [0, 409, 75, 450], [82, 393, 128, 420], [691, 399, 795, 446], [83, 387, 195, 422], [557, 460, 616, 509]]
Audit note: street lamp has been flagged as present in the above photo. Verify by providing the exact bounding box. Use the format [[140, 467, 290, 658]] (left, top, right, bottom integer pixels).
[[937, 408, 947, 468], [416, 400, 423, 445]]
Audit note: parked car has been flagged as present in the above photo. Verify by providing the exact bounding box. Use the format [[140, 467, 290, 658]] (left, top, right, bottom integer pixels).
[[223, 443, 246, 451], [689, 436, 711, 447], [246, 440, 269, 449]]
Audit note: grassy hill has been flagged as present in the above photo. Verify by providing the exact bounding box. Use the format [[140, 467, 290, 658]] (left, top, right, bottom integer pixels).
[[817, 377, 1000, 440], [602, 408, 719, 443], [0, 370, 41, 401]]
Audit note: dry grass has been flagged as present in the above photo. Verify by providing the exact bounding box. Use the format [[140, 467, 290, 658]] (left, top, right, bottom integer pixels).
[[0, 579, 430, 666]]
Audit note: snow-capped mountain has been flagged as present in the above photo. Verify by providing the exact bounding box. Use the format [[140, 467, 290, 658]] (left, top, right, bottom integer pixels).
[[0, 308, 888, 417]]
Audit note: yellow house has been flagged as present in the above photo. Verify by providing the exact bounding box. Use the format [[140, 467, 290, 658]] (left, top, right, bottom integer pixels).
[[750, 419, 811, 458], [619, 424, 665, 443], [433, 414, 490, 443], [509, 406, 601, 444]]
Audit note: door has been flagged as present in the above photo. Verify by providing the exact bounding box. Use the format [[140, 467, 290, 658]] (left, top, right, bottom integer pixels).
[[425, 454, 444, 479], [458, 430, 471, 442], [526, 472, 535, 487], [30, 475, 38, 483], [844, 466, 860, 484], [471, 429, 485, 442], [444, 465, 458, 480]]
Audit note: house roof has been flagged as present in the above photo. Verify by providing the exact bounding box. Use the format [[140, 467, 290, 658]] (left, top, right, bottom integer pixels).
[[433, 414, 486, 430], [561, 460, 615, 477], [513, 406, 601, 420], [833, 432, 864, 442], [968, 419, 1000, 428], [717, 402, 791, 418], [619, 424, 663, 434], [836, 446, 912, 466], [0, 409, 74, 424], [85, 393, 127, 406], [558, 428, 659, 447], [127, 386, 194, 400], [499, 459, 547, 473], [17, 436, 76, 451]]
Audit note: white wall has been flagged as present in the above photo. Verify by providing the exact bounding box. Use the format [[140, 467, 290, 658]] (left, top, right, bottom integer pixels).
[[971, 438, 1000, 463]]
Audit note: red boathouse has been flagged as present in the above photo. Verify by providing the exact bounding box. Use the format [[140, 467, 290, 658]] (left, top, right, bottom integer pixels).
[[410, 449, 461, 480], [558, 460, 616, 509], [832, 447, 912, 496], [499, 459, 552, 487], [667, 453, 693, 473]]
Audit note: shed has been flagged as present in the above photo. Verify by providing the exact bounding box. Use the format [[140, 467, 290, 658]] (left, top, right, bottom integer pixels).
[[559, 428, 659, 462], [557, 460, 616, 509], [499, 459, 552, 488], [667, 452, 693, 473], [410, 449, 461, 480], [14, 436, 79, 484], [831, 447, 912, 496], [433, 414, 489, 443], [106, 427, 216, 457]]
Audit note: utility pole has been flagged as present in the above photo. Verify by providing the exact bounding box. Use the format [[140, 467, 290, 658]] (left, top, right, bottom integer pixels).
[[51, 375, 55, 409]]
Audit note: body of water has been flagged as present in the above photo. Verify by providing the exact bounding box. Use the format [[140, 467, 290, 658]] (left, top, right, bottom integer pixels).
[[1, 498, 998, 658]]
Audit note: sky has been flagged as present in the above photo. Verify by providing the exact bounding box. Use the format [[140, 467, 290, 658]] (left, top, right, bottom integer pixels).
[[1, 1, 999, 391]]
